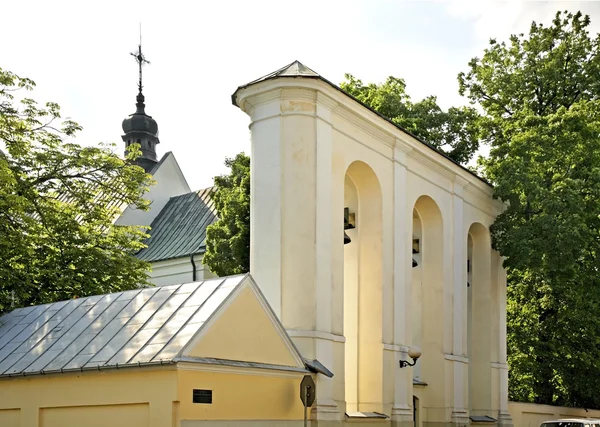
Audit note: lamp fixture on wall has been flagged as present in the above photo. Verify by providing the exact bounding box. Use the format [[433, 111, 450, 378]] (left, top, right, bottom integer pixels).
[[399, 346, 422, 368]]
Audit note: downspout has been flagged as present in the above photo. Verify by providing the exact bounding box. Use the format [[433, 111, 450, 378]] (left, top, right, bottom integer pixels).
[[190, 254, 197, 282]]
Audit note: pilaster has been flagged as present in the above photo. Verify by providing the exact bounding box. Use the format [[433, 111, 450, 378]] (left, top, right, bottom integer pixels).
[[451, 176, 469, 422], [496, 260, 512, 427], [391, 144, 414, 424]]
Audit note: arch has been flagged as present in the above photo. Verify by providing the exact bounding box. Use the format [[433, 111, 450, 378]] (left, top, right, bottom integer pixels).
[[412, 195, 445, 414], [343, 160, 383, 413], [467, 222, 493, 415], [413, 395, 421, 427]]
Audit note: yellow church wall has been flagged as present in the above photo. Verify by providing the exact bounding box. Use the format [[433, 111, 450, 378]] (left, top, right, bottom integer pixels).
[[0, 364, 310, 427], [0, 367, 177, 427], [184, 285, 299, 367], [176, 367, 306, 422], [0, 409, 20, 427], [40, 403, 150, 427]]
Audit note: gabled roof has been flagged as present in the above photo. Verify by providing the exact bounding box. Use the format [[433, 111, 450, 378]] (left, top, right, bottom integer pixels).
[[0, 274, 307, 378], [148, 151, 171, 175], [136, 187, 216, 262], [232, 60, 491, 187]]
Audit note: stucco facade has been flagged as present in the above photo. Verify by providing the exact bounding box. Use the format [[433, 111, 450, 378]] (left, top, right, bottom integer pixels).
[[233, 61, 512, 427]]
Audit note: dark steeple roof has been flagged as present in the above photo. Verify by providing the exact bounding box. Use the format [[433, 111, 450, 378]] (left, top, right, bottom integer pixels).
[[122, 41, 160, 173]]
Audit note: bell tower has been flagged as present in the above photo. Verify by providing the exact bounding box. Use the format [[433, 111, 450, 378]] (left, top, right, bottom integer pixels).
[[121, 34, 160, 172]]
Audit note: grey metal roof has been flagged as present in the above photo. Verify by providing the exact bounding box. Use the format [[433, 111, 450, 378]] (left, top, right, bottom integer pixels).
[[239, 60, 319, 88], [136, 187, 216, 262], [231, 60, 491, 188], [0, 275, 245, 378]]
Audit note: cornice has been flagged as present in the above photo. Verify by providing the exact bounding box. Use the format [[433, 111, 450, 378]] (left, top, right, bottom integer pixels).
[[281, 87, 317, 103], [408, 148, 456, 183], [237, 88, 283, 116], [316, 91, 339, 112], [176, 361, 307, 378], [335, 104, 396, 148]]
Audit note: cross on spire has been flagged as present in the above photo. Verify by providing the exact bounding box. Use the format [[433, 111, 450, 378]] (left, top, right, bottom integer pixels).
[[130, 25, 150, 94]]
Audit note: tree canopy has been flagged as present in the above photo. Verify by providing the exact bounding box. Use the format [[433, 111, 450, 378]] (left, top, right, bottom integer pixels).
[[0, 67, 153, 314], [203, 153, 250, 277], [460, 10, 600, 407], [340, 75, 481, 164]]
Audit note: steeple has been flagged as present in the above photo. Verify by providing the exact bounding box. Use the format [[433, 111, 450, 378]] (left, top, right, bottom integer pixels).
[[122, 29, 160, 173]]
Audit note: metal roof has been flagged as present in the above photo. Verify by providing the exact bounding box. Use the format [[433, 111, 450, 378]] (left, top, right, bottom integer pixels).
[[0, 275, 245, 378], [136, 187, 216, 262], [231, 60, 491, 188]]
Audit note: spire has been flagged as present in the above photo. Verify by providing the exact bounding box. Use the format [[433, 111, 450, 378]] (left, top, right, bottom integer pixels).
[[122, 25, 160, 173], [130, 24, 150, 114]]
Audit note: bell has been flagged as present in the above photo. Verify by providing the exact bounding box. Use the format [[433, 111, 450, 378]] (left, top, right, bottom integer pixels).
[[344, 231, 351, 245]]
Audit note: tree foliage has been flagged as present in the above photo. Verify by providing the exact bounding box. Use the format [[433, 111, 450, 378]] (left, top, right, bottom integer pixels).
[[460, 11, 600, 407], [340, 75, 481, 164], [0, 67, 154, 314], [204, 153, 250, 277]]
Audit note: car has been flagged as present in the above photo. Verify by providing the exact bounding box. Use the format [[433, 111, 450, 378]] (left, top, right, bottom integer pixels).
[[541, 419, 600, 427]]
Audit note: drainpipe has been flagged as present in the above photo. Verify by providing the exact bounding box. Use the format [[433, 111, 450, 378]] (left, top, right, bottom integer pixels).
[[190, 254, 197, 282]]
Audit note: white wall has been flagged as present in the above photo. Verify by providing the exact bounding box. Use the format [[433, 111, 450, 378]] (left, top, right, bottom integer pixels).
[[147, 254, 215, 287], [117, 152, 191, 227]]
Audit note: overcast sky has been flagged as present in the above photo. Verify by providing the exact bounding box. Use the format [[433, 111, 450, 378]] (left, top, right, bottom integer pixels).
[[2, 0, 599, 190]]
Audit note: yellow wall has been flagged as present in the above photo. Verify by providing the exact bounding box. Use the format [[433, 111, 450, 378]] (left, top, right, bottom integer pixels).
[[176, 368, 306, 421], [40, 403, 149, 427], [185, 286, 299, 367], [0, 364, 308, 427], [0, 367, 177, 427], [509, 401, 600, 427]]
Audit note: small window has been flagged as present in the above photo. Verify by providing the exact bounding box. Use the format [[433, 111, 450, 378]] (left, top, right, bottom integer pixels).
[[193, 389, 212, 404]]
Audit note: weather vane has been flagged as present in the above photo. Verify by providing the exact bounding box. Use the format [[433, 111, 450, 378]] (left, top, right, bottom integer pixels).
[[130, 23, 150, 94]]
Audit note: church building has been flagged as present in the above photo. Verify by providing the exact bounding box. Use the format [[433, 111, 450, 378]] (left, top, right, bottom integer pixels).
[[0, 56, 512, 427]]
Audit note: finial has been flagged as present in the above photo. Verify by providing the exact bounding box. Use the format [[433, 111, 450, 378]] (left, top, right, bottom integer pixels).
[[130, 24, 150, 95], [130, 24, 150, 114]]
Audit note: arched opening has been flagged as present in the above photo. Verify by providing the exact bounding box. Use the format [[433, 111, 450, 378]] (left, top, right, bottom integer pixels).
[[412, 210, 423, 381], [413, 395, 421, 427], [467, 223, 493, 415], [412, 196, 444, 413], [343, 161, 383, 414]]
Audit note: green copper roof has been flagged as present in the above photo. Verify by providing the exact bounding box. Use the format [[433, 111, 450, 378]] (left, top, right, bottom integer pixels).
[[136, 187, 216, 262]]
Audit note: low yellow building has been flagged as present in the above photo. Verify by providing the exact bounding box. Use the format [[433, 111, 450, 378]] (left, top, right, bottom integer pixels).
[[0, 275, 317, 426]]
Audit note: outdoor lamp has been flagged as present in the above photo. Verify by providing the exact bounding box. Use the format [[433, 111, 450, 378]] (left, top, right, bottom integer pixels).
[[399, 346, 422, 368]]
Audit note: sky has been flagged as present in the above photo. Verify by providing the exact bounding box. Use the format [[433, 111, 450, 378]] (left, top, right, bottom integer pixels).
[[2, 0, 600, 190]]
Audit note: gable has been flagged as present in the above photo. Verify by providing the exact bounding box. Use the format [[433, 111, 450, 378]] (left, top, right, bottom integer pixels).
[[116, 152, 191, 227], [183, 280, 302, 368]]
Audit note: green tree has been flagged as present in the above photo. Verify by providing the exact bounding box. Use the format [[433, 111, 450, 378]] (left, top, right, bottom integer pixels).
[[340, 75, 481, 164], [0, 67, 154, 314], [204, 153, 250, 276], [459, 11, 600, 407]]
